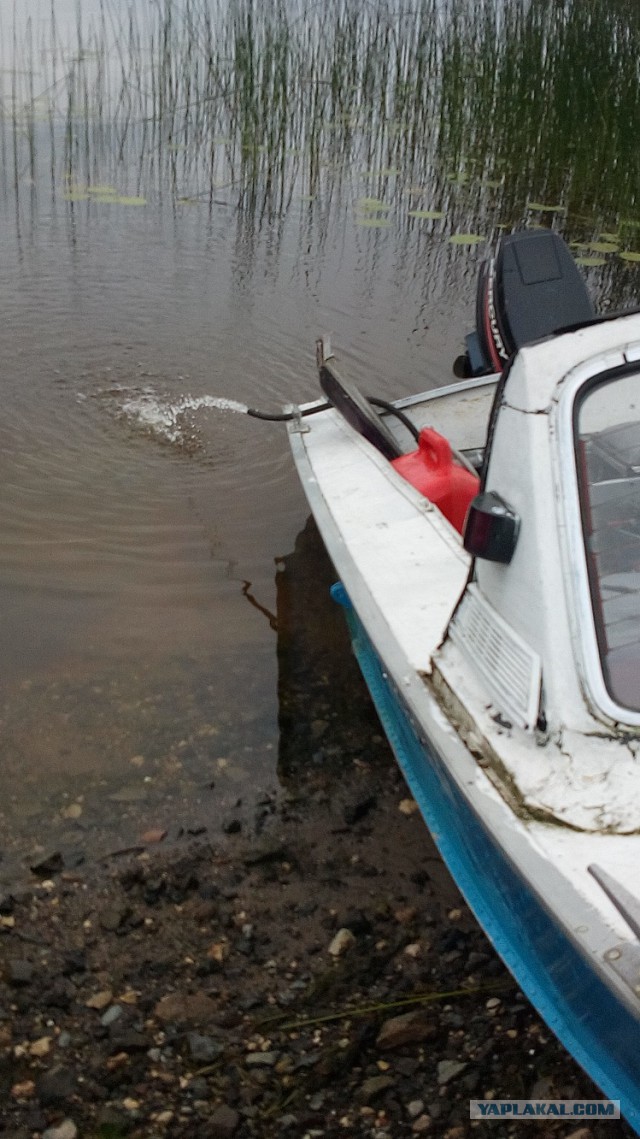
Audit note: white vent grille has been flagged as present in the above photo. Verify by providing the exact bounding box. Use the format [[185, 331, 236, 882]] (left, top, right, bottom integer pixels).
[[449, 584, 541, 730]]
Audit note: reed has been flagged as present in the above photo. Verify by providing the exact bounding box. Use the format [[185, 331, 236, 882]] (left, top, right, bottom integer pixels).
[[2, 0, 639, 241]]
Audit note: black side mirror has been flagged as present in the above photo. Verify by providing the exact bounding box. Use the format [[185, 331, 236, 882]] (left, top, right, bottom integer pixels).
[[463, 490, 520, 564]]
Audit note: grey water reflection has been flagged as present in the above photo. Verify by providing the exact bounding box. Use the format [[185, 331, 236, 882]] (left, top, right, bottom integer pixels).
[[0, 0, 639, 867]]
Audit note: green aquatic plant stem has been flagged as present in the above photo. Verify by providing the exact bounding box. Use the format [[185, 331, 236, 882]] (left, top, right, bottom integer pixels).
[[261, 979, 514, 1033], [3, 0, 640, 259]]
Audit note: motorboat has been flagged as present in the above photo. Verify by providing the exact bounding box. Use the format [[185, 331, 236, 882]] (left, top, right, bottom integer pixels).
[[286, 230, 640, 1132]]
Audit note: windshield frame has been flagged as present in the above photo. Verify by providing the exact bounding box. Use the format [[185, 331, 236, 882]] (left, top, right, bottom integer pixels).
[[556, 349, 640, 728]]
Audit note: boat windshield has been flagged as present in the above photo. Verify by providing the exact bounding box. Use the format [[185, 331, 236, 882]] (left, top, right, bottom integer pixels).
[[575, 372, 640, 714]]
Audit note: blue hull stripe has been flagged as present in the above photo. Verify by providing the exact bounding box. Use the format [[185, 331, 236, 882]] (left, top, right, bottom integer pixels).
[[333, 584, 640, 1134]]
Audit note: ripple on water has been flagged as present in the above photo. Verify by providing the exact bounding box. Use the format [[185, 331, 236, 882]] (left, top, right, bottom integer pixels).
[[105, 381, 298, 498], [0, 372, 296, 686]]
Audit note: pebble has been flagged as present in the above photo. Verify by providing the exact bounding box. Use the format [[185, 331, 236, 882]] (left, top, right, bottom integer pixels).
[[398, 798, 419, 815], [42, 1121, 78, 1139], [110, 1030, 150, 1053], [189, 1077, 209, 1098], [403, 942, 422, 958], [343, 793, 377, 825], [8, 960, 34, 986], [187, 1032, 224, 1062], [376, 1012, 436, 1050], [327, 928, 356, 957], [100, 1004, 123, 1027], [60, 803, 83, 820], [105, 1051, 129, 1071], [154, 991, 218, 1024], [356, 1075, 395, 1103], [412, 1118, 432, 1135], [29, 1036, 52, 1058], [37, 1066, 77, 1105], [205, 1104, 240, 1137], [11, 1079, 35, 1099], [407, 1100, 425, 1119], [100, 905, 130, 932], [30, 851, 64, 876], [245, 1050, 279, 1067], [142, 828, 167, 844], [86, 990, 113, 1010], [394, 906, 417, 924], [436, 1060, 468, 1086]]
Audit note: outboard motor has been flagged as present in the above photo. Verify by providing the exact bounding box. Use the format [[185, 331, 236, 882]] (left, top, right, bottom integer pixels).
[[458, 230, 595, 377]]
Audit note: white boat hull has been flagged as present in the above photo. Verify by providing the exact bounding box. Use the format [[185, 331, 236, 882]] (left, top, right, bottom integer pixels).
[[289, 373, 640, 1133]]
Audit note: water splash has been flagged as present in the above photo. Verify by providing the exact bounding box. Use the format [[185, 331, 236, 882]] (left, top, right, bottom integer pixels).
[[117, 391, 249, 447]]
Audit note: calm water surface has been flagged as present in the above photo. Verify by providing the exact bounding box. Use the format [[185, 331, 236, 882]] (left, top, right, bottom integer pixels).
[[0, 0, 638, 872]]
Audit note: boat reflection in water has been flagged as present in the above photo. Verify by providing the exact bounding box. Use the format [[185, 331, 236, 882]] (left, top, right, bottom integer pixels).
[[274, 517, 392, 786]]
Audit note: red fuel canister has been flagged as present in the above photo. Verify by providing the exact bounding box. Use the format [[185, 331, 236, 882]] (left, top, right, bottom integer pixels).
[[391, 427, 479, 534]]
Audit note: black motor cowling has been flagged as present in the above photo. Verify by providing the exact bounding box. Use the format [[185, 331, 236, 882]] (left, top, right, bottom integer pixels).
[[459, 230, 595, 377]]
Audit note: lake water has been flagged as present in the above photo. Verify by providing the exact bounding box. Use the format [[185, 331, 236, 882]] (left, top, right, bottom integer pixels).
[[0, 0, 638, 875]]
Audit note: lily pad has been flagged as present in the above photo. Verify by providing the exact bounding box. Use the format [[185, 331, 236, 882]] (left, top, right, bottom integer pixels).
[[299, 194, 315, 203], [355, 216, 392, 228], [62, 192, 88, 202], [589, 241, 618, 254], [357, 197, 392, 212], [88, 185, 118, 195], [447, 172, 469, 185], [619, 251, 640, 263], [599, 231, 620, 241], [449, 233, 485, 245], [100, 195, 147, 206], [407, 209, 444, 220], [526, 201, 567, 213], [574, 255, 606, 267]]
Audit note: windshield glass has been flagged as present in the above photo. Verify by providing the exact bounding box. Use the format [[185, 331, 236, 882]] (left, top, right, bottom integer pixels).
[[575, 372, 640, 713]]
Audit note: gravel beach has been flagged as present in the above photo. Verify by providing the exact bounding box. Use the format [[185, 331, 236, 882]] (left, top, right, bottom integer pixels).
[[0, 755, 632, 1139]]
